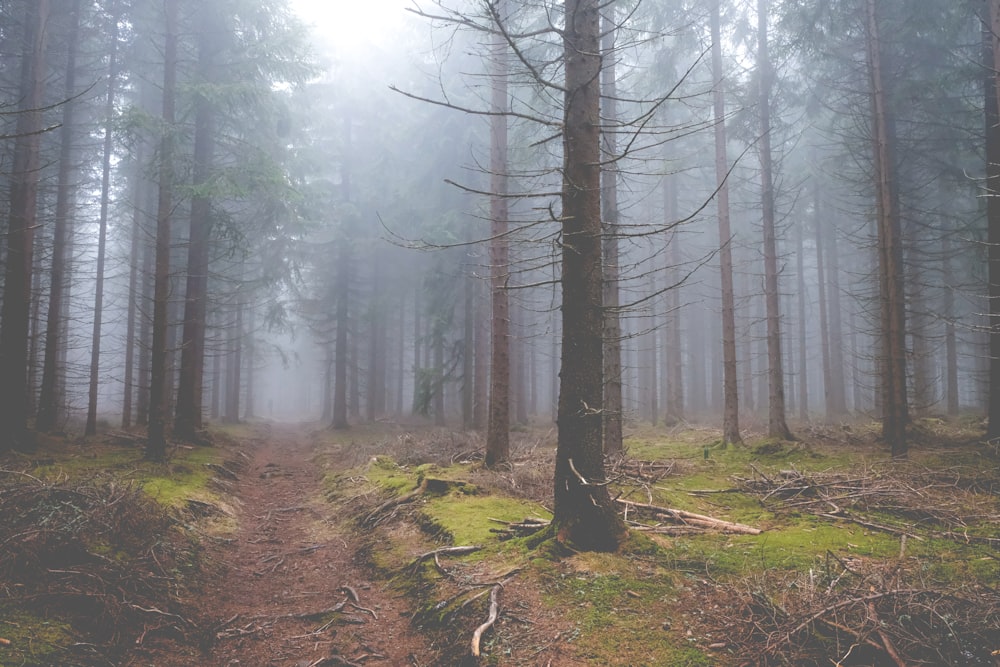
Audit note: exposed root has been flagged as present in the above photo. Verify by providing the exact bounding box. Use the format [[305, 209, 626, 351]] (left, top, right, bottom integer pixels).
[[470, 584, 501, 658]]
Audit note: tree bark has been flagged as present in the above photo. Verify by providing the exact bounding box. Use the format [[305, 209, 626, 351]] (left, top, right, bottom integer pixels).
[[147, 0, 179, 460], [867, 0, 907, 456], [0, 0, 50, 452], [601, 5, 623, 454], [552, 0, 627, 551], [984, 0, 1000, 440], [37, 0, 81, 434], [710, 0, 741, 444], [175, 6, 221, 442], [756, 0, 793, 440], [942, 235, 959, 416], [486, 0, 511, 465]]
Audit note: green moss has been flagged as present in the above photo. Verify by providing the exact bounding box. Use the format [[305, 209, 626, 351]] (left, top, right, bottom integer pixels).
[[421, 494, 551, 546], [0, 608, 77, 667], [538, 556, 690, 666]]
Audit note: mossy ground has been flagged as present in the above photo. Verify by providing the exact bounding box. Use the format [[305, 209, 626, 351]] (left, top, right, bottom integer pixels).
[[0, 426, 242, 666], [330, 419, 1000, 665]]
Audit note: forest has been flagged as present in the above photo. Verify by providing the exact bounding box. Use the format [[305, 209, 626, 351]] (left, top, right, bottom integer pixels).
[[1, 0, 1000, 665]]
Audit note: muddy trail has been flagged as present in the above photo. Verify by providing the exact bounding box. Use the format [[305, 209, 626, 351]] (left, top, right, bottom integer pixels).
[[137, 423, 436, 667]]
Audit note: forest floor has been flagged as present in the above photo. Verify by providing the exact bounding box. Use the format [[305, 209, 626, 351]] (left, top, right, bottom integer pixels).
[[2, 417, 1000, 666], [134, 422, 440, 666]]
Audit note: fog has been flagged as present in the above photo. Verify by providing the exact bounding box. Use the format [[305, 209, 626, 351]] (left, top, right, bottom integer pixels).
[[0, 0, 989, 454]]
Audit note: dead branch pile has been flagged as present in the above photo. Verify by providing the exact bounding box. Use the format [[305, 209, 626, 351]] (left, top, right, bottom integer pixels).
[[0, 471, 200, 664], [713, 559, 1000, 666], [735, 465, 1000, 545]]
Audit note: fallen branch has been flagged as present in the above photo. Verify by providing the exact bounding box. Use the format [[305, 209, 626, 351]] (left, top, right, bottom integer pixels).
[[408, 545, 482, 571], [615, 499, 762, 535], [470, 584, 501, 658]]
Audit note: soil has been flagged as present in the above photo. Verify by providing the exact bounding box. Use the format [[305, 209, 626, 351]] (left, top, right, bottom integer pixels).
[[128, 423, 439, 667]]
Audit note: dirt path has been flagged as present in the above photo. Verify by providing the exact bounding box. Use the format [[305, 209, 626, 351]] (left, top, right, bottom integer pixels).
[[152, 423, 436, 666]]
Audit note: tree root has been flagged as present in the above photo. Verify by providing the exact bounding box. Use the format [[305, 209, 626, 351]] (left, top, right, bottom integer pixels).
[[470, 584, 501, 658]]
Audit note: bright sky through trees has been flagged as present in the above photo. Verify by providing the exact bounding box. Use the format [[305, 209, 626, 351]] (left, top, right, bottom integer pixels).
[[290, 0, 411, 51]]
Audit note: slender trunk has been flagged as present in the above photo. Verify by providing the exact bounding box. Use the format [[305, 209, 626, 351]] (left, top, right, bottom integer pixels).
[[224, 294, 244, 424], [473, 263, 488, 429], [867, 0, 908, 456], [85, 5, 122, 436], [796, 216, 808, 422], [943, 235, 959, 416], [397, 295, 406, 416], [0, 0, 50, 452], [434, 329, 446, 426], [815, 180, 834, 418], [136, 223, 155, 425], [146, 0, 179, 459], [210, 318, 222, 420], [664, 175, 684, 424], [462, 260, 474, 429], [757, 0, 793, 440], [486, 0, 511, 465], [244, 305, 255, 420], [711, 0, 741, 443], [38, 0, 82, 433], [552, 0, 627, 551], [601, 6, 623, 453]]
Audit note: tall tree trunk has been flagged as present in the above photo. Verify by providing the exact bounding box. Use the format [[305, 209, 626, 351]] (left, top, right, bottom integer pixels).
[[224, 295, 243, 424], [756, 0, 793, 440], [146, 0, 179, 460], [711, 0, 741, 444], [321, 346, 333, 422], [137, 233, 154, 426], [985, 0, 1000, 440], [826, 212, 848, 414], [0, 0, 49, 452], [867, 0, 907, 456], [175, 7, 221, 442], [795, 217, 808, 422], [122, 156, 149, 429], [396, 294, 406, 416], [601, 5, 623, 453], [85, 3, 122, 436], [37, 0, 81, 433], [473, 263, 488, 429], [210, 317, 222, 420], [462, 260, 474, 429], [486, 0, 511, 465], [433, 328, 446, 426], [664, 175, 684, 425], [815, 179, 833, 418], [552, 0, 627, 551], [943, 235, 959, 416], [244, 305, 255, 420]]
